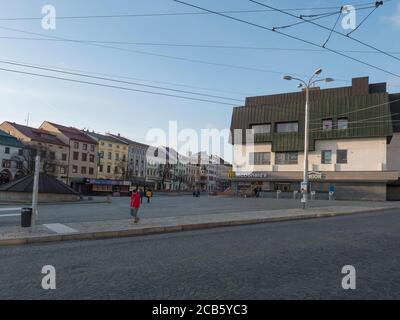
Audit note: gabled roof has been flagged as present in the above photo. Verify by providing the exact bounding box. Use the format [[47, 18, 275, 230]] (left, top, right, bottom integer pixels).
[[1, 122, 68, 147], [107, 133, 149, 148], [0, 129, 24, 148], [85, 131, 129, 145], [44, 121, 97, 144], [0, 173, 79, 194]]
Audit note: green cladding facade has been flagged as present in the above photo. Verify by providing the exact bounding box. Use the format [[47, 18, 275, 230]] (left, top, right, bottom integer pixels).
[[230, 87, 393, 152]]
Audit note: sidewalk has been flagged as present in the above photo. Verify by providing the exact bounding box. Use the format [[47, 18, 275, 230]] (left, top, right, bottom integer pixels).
[[0, 205, 397, 246]]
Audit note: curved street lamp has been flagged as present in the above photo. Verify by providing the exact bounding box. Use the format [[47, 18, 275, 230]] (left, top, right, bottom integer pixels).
[[283, 69, 334, 209]]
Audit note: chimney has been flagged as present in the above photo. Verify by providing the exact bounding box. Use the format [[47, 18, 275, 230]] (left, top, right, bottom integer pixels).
[[351, 77, 369, 96]]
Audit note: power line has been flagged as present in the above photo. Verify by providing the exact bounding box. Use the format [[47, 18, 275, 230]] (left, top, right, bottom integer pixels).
[[309, 98, 400, 123], [1, 36, 399, 55], [346, 1, 383, 36], [248, 0, 400, 63], [0, 59, 243, 102], [0, 66, 238, 106], [0, 58, 254, 96], [173, 1, 400, 79], [0, 2, 386, 21], [0, 25, 312, 79], [309, 113, 399, 133]]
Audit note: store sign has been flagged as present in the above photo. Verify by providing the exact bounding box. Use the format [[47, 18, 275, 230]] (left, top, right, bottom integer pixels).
[[308, 171, 325, 180], [235, 172, 268, 178]]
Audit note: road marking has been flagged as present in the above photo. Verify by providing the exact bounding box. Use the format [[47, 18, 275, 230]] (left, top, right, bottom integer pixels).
[[0, 207, 22, 212], [43, 223, 77, 234], [0, 213, 20, 217]]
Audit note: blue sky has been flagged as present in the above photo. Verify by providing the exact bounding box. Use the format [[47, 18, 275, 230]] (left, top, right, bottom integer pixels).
[[0, 0, 399, 157]]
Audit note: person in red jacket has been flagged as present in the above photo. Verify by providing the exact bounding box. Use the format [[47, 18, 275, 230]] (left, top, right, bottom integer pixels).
[[130, 189, 141, 224]]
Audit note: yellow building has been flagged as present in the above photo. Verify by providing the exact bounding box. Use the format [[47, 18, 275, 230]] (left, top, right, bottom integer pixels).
[[85, 131, 129, 180]]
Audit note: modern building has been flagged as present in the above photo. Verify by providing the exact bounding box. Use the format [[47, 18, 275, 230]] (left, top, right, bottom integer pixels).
[[0, 129, 25, 184], [0, 122, 69, 183], [230, 77, 400, 201], [108, 133, 149, 186], [39, 121, 98, 188], [84, 131, 129, 180]]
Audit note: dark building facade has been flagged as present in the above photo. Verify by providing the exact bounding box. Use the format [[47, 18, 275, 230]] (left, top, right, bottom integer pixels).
[[230, 77, 400, 201]]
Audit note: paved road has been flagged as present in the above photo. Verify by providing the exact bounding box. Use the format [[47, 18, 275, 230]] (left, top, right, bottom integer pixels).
[[0, 195, 398, 227], [1, 208, 399, 299]]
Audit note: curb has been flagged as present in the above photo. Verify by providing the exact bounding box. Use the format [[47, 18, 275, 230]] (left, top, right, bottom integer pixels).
[[0, 206, 397, 246]]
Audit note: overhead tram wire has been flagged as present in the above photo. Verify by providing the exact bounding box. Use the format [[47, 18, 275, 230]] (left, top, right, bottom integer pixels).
[[0, 66, 238, 106], [0, 2, 388, 21], [0, 25, 312, 79], [1, 36, 399, 55], [346, 1, 383, 36], [0, 60, 243, 102], [271, 4, 377, 31], [248, 0, 400, 63], [308, 98, 400, 123], [173, 1, 400, 79]]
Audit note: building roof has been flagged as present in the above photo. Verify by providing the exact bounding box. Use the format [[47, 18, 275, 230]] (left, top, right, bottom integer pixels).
[[0, 129, 24, 148], [1, 122, 68, 147], [85, 131, 129, 145], [44, 121, 97, 144], [0, 173, 79, 194], [107, 133, 149, 148], [230, 77, 396, 152]]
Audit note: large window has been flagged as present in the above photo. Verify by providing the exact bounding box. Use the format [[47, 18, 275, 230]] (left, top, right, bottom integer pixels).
[[251, 123, 271, 134], [337, 149, 348, 164], [276, 122, 298, 133], [321, 150, 332, 164], [322, 119, 333, 131], [249, 152, 271, 165], [338, 118, 348, 130], [275, 152, 298, 165]]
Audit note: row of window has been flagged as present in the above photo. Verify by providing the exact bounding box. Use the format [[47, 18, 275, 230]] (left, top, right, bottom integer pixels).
[[99, 165, 130, 175], [251, 122, 299, 134], [72, 165, 95, 175], [72, 152, 95, 162], [100, 141, 127, 150], [1, 159, 23, 169], [73, 142, 95, 152], [99, 151, 126, 161], [3, 147, 23, 156], [249, 150, 348, 165], [251, 118, 349, 134]]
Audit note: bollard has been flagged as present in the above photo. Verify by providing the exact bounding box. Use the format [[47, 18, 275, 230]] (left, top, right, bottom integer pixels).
[[276, 190, 281, 200]]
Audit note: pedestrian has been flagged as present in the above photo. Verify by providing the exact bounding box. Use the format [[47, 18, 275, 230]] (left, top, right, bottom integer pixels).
[[130, 189, 141, 224], [146, 189, 152, 203], [139, 188, 144, 204]]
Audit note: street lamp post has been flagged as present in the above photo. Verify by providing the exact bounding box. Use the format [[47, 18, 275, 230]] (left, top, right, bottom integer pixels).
[[283, 69, 334, 209]]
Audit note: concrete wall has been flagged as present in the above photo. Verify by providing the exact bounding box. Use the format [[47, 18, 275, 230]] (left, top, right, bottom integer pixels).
[[233, 137, 387, 173], [0, 191, 80, 203], [387, 132, 400, 171]]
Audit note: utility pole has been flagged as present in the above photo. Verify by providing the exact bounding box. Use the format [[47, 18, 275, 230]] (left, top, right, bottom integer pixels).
[[31, 155, 40, 228], [283, 69, 334, 209]]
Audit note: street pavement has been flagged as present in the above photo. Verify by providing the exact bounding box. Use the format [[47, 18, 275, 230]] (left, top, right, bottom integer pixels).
[[0, 208, 399, 299], [1, 195, 398, 227]]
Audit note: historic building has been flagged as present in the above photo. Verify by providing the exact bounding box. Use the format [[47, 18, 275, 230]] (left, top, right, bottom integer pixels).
[[107, 133, 149, 186], [0, 122, 69, 183], [0, 129, 25, 184], [39, 121, 98, 187], [84, 131, 129, 180], [230, 77, 400, 201]]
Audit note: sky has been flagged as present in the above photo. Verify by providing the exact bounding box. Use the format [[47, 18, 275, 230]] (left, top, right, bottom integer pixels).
[[0, 0, 399, 161]]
